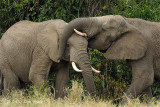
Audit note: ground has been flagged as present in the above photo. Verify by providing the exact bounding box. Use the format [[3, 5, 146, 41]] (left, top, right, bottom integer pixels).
[[0, 81, 159, 107]]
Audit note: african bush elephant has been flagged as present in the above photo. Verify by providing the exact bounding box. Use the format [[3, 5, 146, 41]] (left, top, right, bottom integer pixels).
[[58, 15, 160, 102], [0, 19, 100, 98]]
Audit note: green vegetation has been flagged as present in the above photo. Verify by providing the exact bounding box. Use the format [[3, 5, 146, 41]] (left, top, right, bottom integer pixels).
[[1, 0, 160, 104], [0, 81, 159, 107]]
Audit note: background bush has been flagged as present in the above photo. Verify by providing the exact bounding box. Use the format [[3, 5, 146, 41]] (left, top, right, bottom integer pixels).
[[1, 0, 160, 102]]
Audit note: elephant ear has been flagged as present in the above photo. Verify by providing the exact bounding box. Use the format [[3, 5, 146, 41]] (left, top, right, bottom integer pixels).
[[37, 21, 60, 62], [104, 23, 148, 60]]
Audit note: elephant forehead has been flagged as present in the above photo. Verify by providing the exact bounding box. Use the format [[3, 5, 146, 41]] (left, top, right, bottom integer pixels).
[[102, 15, 124, 23], [68, 33, 88, 46]]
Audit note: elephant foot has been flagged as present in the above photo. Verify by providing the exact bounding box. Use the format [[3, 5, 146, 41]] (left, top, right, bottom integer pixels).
[[121, 94, 131, 105], [140, 87, 153, 103], [121, 90, 153, 105]]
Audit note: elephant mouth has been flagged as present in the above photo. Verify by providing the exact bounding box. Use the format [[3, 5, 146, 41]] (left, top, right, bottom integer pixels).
[[88, 36, 98, 48], [87, 31, 101, 43], [88, 36, 96, 42], [88, 38, 112, 53]]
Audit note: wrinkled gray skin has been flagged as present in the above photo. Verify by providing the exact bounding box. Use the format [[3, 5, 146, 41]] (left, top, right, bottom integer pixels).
[[0, 19, 96, 98], [59, 15, 160, 102]]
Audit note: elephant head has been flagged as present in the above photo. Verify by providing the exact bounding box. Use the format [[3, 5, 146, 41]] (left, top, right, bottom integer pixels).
[[58, 17, 101, 60], [59, 15, 148, 60], [37, 20, 100, 96]]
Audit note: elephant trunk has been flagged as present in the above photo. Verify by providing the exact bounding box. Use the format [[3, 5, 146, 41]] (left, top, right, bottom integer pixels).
[[71, 49, 96, 96], [58, 17, 98, 60], [78, 57, 96, 96]]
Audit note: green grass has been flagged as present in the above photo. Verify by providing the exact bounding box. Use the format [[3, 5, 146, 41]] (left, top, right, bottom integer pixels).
[[0, 81, 159, 107]]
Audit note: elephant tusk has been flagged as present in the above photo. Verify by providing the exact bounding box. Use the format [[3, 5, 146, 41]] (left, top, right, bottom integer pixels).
[[91, 67, 101, 73], [72, 62, 83, 72], [74, 29, 87, 37]]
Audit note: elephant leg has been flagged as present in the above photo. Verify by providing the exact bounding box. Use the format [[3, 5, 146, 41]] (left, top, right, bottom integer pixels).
[[122, 56, 154, 103], [2, 68, 20, 95], [3, 78, 7, 91], [54, 60, 69, 99], [29, 54, 52, 90]]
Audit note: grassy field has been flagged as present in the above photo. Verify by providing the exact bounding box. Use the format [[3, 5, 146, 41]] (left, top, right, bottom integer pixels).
[[0, 81, 159, 107]]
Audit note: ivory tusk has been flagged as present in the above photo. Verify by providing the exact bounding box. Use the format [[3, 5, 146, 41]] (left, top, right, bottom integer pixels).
[[72, 62, 83, 72], [91, 67, 101, 73], [74, 29, 87, 37]]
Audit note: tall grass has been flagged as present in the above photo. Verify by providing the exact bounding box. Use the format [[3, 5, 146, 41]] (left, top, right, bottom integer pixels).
[[0, 81, 159, 107]]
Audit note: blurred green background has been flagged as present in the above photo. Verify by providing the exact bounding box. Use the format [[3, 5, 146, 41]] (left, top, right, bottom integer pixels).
[[1, 0, 160, 102]]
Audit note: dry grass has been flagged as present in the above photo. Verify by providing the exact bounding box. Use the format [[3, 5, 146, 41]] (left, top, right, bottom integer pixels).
[[0, 81, 159, 107]]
